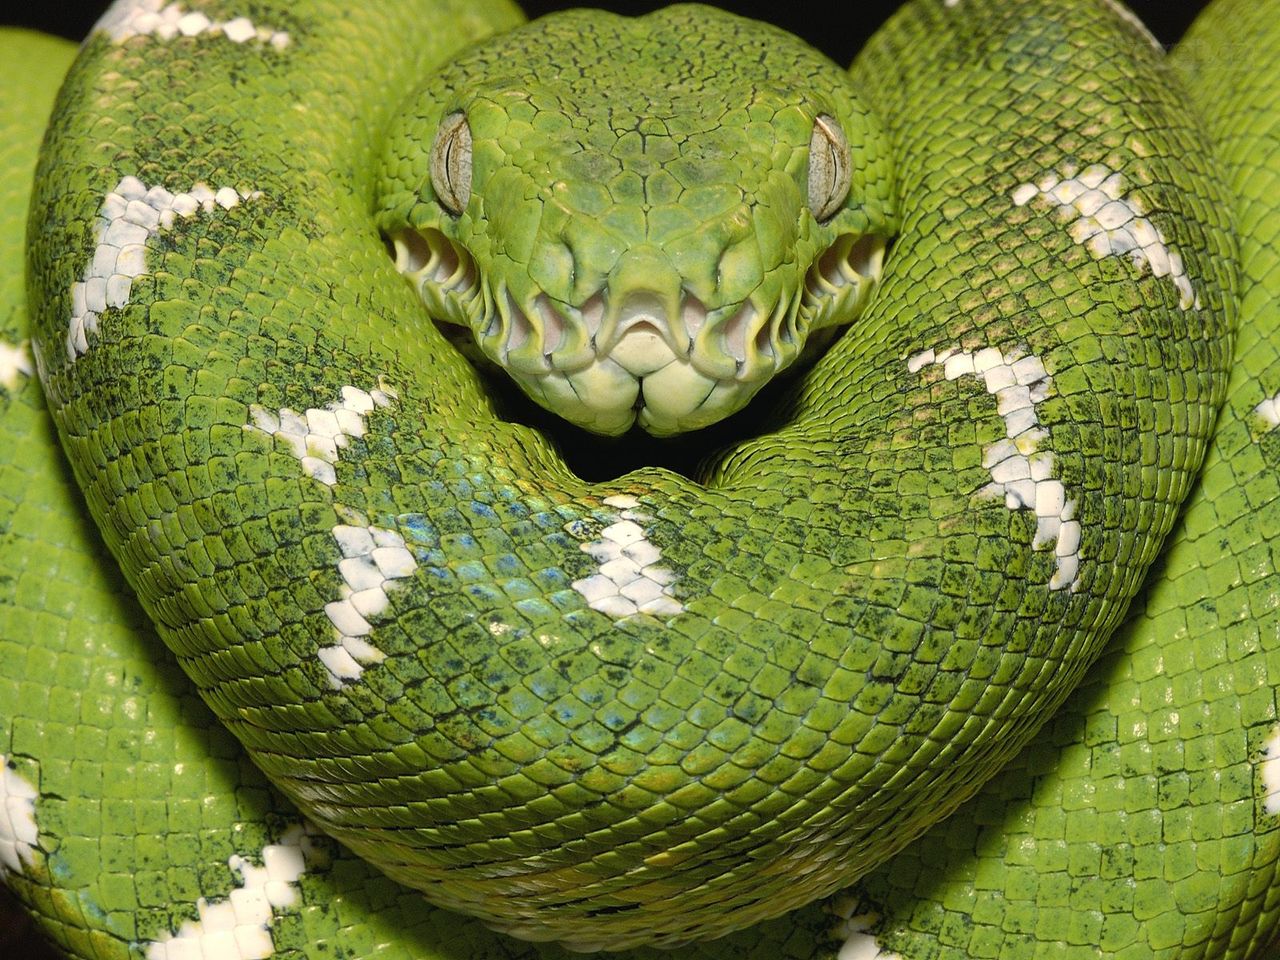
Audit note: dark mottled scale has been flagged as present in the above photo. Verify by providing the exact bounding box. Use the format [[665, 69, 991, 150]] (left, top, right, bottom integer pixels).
[[20, 0, 1234, 953]]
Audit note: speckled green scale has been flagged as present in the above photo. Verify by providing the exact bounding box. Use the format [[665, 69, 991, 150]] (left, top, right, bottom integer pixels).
[[374, 7, 896, 434], [23, 0, 1232, 947], [835, 1, 1280, 957], [0, 0, 1271, 957]]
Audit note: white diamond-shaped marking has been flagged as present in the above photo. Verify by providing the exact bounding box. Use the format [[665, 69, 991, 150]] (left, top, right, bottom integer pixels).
[[245, 384, 396, 487], [1012, 163, 1198, 310], [828, 900, 905, 960], [69, 177, 260, 359], [0, 757, 39, 877], [317, 521, 416, 688], [909, 346, 1081, 591], [145, 824, 317, 960], [569, 495, 683, 620], [96, 0, 290, 48]]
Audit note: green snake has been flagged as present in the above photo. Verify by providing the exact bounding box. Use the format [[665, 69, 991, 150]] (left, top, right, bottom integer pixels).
[[1, 0, 1278, 956]]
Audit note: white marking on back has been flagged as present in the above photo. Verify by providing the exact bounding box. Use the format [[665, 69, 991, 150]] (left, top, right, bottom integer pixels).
[[910, 346, 1082, 590], [245, 385, 396, 486], [69, 177, 260, 359], [1254, 393, 1280, 429], [1012, 163, 1198, 309], [829, 900, 904, 960], [569, 495, 683, 619], [96, 0, 290, 48], [0, 758, 39, 877], [145, 824, 316, 960], [1262, 727, 1280, 816], [317, 522, 417, 688], [0, 340, 33, 391]]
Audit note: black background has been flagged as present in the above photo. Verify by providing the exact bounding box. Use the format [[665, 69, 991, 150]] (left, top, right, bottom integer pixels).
[[14, 1, 1213, 66]]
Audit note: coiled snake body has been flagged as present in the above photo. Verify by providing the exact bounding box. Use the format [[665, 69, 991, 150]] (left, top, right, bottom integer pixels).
[[1, 0, 1278, 957]]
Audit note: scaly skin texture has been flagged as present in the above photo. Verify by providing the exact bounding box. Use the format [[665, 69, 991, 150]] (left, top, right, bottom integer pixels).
[[376, 7, 895, 436], [0, 1, 1273, 959], [836, 1, 1280, 957], [25, 0, 1233, 947]]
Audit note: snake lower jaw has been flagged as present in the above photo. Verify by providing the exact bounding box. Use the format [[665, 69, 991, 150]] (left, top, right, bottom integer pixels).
[[502, 352, 776, 436]]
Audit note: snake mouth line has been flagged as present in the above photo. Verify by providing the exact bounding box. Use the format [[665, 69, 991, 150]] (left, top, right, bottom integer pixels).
[[389, 227, 885, 371], [388, 226, 886, 433]]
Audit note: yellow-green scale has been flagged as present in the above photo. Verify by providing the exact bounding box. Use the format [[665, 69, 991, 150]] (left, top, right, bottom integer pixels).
[[0, 0, 1255, 956], [841, 0, 1280, 955]]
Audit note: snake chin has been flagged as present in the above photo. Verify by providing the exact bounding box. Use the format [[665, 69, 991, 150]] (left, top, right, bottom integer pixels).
[[389, 226, 887, 436]]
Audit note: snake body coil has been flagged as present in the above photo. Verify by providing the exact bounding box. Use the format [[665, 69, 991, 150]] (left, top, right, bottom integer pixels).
[[1, 0, 1278, 958]]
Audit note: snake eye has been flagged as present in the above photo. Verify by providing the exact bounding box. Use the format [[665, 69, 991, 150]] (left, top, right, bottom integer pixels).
[[808, 114, 852, 222], [430, 112, 472, 216]]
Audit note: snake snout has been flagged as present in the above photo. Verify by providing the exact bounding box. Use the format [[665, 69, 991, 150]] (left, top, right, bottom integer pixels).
[[593, 290, 707, 372], [386, 219, 889, 436]]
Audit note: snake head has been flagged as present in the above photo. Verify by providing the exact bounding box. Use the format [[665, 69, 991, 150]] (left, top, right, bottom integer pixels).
[[377, 5, 896, 436]]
